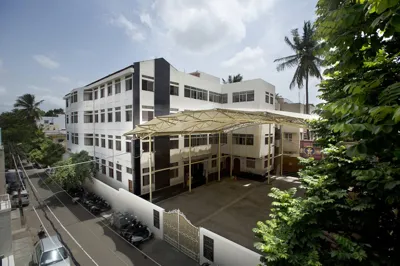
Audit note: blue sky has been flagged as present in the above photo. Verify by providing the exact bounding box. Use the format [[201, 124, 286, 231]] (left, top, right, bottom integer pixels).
[[0, 0, 319, 112]]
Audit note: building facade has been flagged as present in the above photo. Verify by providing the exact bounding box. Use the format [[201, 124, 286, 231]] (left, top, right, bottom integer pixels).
[[65, 58, 276, 196], [37, 115, 67, 148]]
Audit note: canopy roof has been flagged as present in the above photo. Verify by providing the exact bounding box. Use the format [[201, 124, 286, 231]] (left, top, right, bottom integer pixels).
[[124, 108, 318, 139]]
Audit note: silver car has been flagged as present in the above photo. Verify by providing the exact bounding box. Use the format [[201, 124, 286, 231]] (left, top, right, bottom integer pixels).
[[11, 190, 29, 208], [32, 235, 71, 266]]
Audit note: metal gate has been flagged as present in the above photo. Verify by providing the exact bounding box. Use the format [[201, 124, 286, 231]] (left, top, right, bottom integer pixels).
[[163, 209, 200, 262]]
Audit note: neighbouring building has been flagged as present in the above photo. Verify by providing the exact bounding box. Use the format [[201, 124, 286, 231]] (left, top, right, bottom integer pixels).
[[37, 115, 67, 148], [64, 58, 277, 196]]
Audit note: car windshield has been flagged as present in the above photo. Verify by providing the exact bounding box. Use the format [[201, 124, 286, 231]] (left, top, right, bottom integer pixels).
[[40, 247, 68, 265]]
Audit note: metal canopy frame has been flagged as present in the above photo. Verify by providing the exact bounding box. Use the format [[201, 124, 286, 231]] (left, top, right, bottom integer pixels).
[[124, 108, 317, 202]]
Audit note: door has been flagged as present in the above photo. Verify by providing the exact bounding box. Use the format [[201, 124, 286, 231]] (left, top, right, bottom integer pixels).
[[128, 180, 133, 192], [233, 158, 241, 174], [225, 157, 231, 172]]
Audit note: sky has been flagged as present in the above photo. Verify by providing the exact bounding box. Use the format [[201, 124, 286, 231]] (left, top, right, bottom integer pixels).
[[0, 0, 320, 113]]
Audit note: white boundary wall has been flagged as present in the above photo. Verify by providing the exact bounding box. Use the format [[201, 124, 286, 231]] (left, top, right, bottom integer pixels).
[[199, 227, 261, 266], [85, 178, 164, 239]]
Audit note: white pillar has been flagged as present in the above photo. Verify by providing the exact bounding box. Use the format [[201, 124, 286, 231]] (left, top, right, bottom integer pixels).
[[280, 127, 284, 176], [218, 132, 221, 181], [189, 134, 192, 192], [230, 132, 233, 178], [149, 135, 153, 202], [267, 124, 271, 184]]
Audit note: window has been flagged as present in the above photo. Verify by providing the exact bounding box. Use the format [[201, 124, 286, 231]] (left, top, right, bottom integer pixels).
[[184, 134, 208, 147], [95, 157, 100, 170], [142, 138, 154, 152], [116, 164, 122, 181], [209, 92, 228, 103], [170, 85, 179, 96], [115, 136, 121, 151], [126, 141, 132, 153], [66, 99, 69, 108], [70, 91, 78, 103], [126, 167, 132, 174], [142, 167, 155, 186], [270, 93, 274, 104], [94, 89, 98, 99], [232, 90, 255, 103], [84, 89, 93, 101], [101, 159, 106, 174], [108, 135, 113, 149], [211, 155, 217, 168], [203, 235, 214, 262], [246, 158, 256, 168], [142, 110, 154, 122], [125, 75, 133, 91], [107, 82, 112, 96], [184, 85, 208, 101], [100, 109, 105, 123], [265, 134, 274, 145], [115, 79, 121, 94], [71, 112, 78, 123], [284, 133, 293, 141], [100, 85, 105, 98], [170, 135, 179, 149], [142, 79, 154, 92], [66, 132, 69, 141], [108, 108, 113, 122], [114, 107, 121, 122], [109, 161, 114, 178], [170, 162, 178, 179], [94, 110, 99, 123], [95, 134, 99, 146], [125, 105, 133, 122], [264, 157, 273, 168], [209, 133, 227, 145], [265, 92, 270, 103], [71, 133, 79, 145], [66, 115, 69, 124], [233, 134, 254, 146], [101, 135, 106, 148], [84, 134, 93, 146], [84, 111, 93, 123]]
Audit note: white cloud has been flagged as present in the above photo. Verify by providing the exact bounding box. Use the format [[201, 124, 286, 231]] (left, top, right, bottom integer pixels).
[[140, 13, 152, 28], [221, 46, 266, 71], [33, 55, 60, 69], [152, 0, 275, 54], [110, 14, 145, 42], [40, 95, 65, 108], [51, 75, 70, 83], [28, 85, 51, 93], [0, 85, 7, 95]]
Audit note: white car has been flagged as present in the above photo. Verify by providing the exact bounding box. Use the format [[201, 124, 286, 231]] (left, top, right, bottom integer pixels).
[[32, 235, 71, 266]]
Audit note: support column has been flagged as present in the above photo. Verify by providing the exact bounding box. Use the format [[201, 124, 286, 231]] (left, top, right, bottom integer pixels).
[[230, 132, 233, 178], [189, 134, 192, 193], [218, 132, 221, 182], [280, 127, 284, 176], [267, 124, 271, 184], [148, 135, 153, 202]]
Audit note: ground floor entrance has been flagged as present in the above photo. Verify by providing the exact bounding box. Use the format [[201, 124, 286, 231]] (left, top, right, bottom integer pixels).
[[184, 161, 205, 189]]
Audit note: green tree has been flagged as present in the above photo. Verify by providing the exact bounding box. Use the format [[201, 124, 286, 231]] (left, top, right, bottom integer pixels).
[[254, 1, 400, 265], [49, 150, 95, 189], [14, 93, 44, 122], [222, 74, 243, 84], [29, 137, 65, 167], [274, 21, 322, 114], [44, 108, 64, 117]]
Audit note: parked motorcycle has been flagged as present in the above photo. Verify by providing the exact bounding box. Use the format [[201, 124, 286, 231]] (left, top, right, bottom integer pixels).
[[129, 227, 153, 247]]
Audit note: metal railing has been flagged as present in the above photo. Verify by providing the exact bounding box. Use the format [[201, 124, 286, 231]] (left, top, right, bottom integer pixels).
[[0, 194, 11, 210]]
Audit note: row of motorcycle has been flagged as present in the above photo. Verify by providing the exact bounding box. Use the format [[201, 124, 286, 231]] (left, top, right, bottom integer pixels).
[[66, 186, 112, 215]]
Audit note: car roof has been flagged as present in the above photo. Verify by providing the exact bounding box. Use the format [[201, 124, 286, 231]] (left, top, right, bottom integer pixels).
[[41, 235, 64, 251]]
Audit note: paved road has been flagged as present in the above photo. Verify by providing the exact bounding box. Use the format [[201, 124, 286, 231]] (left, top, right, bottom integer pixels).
[[23, 168, 197, 266]]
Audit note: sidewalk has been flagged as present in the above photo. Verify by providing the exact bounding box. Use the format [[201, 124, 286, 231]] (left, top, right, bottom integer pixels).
[[11, 209, 33, 266]]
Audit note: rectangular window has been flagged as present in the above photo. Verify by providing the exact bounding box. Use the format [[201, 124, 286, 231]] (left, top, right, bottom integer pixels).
[[125, 75, 133, 91], [142, 110, 154, 122], [101, 135, 106, 148], [95, 157, 100, 171], [265, 92, 270, 103], [66, 132, 69, 141], [265, 134, 274, 145], [100, 85, 105, 98], [125, 105, 133, 122], [101, 159, 106, 174], [184, 85, 208, 101], [109, 161, 114, 178], [142, 139, 154, 152], [74, 133, 79, 144], [184, 134, 208, 147], [66, 99, 69, 107], [126, 141, 132, 153], [284, 133, 293, 141], [71, 112, 78, 123], [142, 79, 154, 92], [107, 82, 112, 96], [84, 111, 93, 123], [115, 136, 121, 151], [264, 157, 273, 168], [170, 85, 179, 96], [212, 155, 217, 168], [84, 90, 93, 101], [246, 158, 256, 168], [270, 93, 274, 104], [142, 167, 155, 186], [94, 89, 98, 100], [153, 210, 160, 229], [100, 109, 105, 123], [209, 92, 228, 103], [94, 110, 99, 123], [95, 134, 99, 146], [233, 134, 254, 146], [116, 164, 122, 181], [169, 162, 179, 179], [70, 91, 78, 103], [126, 167, 132, 174], [84, 134, 94, 146], [115, 79, 121, 94], [115, 107, 121, 122], [170, 135, 179, 149], [108, 135, 113, 149], [107, 108, 113, 122], [66, 115, 69, 124], [209, 133, 228, 144], [203, 236, 214, 262], [232, 90, 255, 103]]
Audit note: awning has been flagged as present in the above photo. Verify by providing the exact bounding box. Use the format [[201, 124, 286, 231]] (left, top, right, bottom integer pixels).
[[124, 108, 317, 139]]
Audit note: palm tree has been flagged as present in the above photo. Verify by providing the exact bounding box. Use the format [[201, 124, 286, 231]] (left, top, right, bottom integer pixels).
[[14, 94, 44, 122], [222, 74, 243, 84], [274, 21, 322, 114]]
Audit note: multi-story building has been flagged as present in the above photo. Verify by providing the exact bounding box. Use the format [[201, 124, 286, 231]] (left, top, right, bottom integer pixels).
[[65, 58, 276, 196], [37, 115, 67, 148]]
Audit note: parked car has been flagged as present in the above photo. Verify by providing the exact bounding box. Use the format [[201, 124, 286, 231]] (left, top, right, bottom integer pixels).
[[10, 190, 29, 208], [31, 235, 71, 266]]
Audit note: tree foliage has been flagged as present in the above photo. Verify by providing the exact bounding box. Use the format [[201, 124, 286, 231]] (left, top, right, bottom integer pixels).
[[44, 108, 64, 117], [254, 1, 400, 265], [274, 20, 323, 114], [49, 150, 95, 189], [29, 137, 64, 166], [222, 74, 243, 84], [14, 93, 44, 122]]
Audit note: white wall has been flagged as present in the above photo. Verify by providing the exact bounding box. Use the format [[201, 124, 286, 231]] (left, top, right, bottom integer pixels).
[[85, 178, 165, 239], [199, 227, 260, 266]]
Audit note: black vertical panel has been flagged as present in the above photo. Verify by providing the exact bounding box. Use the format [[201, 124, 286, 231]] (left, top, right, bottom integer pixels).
[[133, 62, 141, 195], [154, 58, 170, 190]]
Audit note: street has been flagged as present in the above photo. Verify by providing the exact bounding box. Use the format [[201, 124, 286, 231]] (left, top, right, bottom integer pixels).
[[23, 168, 197, 266]]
